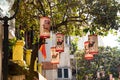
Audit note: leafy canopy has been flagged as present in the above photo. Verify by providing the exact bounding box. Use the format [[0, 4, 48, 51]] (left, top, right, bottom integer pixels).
[[13, 0, 120, 38], [73, 46, 120, 80]]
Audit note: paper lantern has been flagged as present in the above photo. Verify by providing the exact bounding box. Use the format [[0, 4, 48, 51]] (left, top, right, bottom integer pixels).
[[88, 34, 98, 54], [40, 17, 50, 39], [84, 54, 94, 60], [56, 33, 64, 52], [109, 74, 113, 80], [51, 47, 59, 64], [84, 41, 90, 54]]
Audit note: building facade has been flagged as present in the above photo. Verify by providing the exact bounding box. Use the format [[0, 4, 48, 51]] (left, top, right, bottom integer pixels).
[[38, 32, 72, 80]]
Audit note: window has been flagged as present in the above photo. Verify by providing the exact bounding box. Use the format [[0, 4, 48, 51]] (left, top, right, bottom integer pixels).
[[58, 68, 69, 78], [65, 36, 71, 45], [64, 69, 68, 78], [58, 68, 62, 78]]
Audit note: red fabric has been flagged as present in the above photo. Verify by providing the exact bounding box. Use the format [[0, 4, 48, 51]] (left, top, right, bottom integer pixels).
[[40, 44, 46, 59]]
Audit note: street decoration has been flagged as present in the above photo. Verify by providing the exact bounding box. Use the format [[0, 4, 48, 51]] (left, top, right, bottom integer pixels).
[[56, 33, 64, 52], [40, 17, 51, 39], [84, 41, 94, 60], [50, 47, 59, 64], [88, 34, 98, 55]]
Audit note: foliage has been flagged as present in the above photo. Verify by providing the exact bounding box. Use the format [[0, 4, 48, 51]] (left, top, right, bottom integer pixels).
[[13, 0, 120, 37], [73, 46, 120, 80], [70, 36, 79, 54], [8, 38, 17, 50], [117, 36, 120, 43]]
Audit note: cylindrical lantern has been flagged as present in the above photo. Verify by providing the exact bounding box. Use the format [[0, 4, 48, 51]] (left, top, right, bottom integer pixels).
[[56, 33, 64, 52], [51, 47, 59, 64], [88, 34, 98, 54], [101, 70, 105, 77], [84, 41, 90, 54], [40, 17, 50, 39], [97, 71, 100, 78], [109, 74, 113, 80], [84, 53, 93, 60]]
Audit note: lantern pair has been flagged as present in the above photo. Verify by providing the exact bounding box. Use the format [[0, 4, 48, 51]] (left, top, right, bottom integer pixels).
[[39, 17, 64, 53], [50, 33, 64, 64], [84, 35, 98, 60]]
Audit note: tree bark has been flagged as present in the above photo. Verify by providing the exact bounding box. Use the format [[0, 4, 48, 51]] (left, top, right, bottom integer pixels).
[[27, 38, 44, 80]]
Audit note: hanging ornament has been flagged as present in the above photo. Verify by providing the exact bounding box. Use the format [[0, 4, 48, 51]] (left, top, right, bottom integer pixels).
[[50, 47, 59, 64], [88, 34, 98, 55], [40, 17, 51, 39], [56, 33, 64, 52]]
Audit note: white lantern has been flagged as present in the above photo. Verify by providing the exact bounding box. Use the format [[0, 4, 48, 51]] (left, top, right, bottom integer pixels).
[[40, 17, 50, 39]]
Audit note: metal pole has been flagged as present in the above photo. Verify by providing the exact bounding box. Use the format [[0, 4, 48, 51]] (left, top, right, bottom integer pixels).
[[0, 1, 20, 80], [76, 57, 77, 80], [2, 16, 9, 80]]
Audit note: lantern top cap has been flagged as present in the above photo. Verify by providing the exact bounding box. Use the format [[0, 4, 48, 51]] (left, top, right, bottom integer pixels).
[[40, 16, 50, 19], [88, 34, 97, 36], [56, 33, 63, 34], [84, 41, 89, 44], [51, 47, 56, 48]]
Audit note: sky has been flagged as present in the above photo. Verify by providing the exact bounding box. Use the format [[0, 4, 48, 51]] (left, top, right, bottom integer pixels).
[[0, 0, 14, 16], [0, 0, 9, 16], [101, 32, 120, 47], [116, 0, 120, 3]]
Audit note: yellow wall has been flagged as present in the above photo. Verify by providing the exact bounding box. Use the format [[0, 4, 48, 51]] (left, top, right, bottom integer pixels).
[[12, 40, 25, 61]]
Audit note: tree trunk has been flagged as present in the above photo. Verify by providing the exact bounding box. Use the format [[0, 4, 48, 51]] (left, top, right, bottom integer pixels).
[[26, 38, 44, 80]]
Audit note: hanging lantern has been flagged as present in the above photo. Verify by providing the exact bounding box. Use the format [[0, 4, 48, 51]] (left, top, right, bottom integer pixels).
[[97, 71, 100, 79], [88, 34, 98, 55], [50, 47, 59, 64], [109, 74, 113, 80], [56, 33, 64, 52], [84, 41, 90, 54], [84, 53, 94, 60], [40, 17, 50, 39]]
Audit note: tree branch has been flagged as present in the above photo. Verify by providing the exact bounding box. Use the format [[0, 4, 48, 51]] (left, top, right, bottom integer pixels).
[[38, 0, 46, 16]]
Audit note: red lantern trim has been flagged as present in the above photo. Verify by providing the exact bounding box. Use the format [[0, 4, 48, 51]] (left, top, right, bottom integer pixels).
[[51, 47, 56, 49], [56, 33, 64, 35], [40, 35, 50, 39], [90, 51, 98, 55], [51, 61, 59, 64], [56, 49, 64, 53], [84, 54, 94, 60], [84, 41, 90, 44]]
